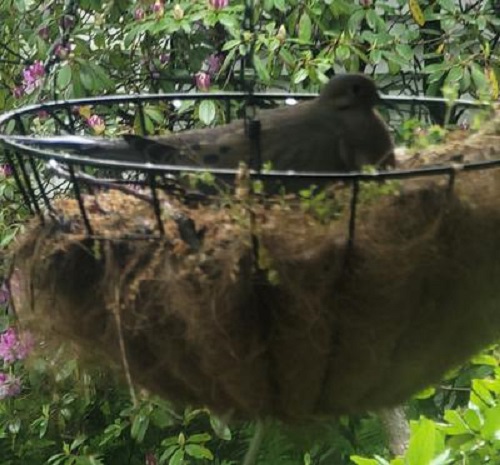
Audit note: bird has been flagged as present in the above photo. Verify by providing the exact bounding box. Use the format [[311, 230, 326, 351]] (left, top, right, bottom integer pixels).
[[122, 73, 395, 173], [6, 74, 394, 176]]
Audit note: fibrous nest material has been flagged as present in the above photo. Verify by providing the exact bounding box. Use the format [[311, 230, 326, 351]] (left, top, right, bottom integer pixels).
[[11, 108, 500, 422]]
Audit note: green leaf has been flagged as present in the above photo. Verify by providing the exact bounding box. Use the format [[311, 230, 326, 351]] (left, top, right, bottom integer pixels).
[[463, 408, 482, 432], [396, 44, 414, 62], [185, 444, 214, 460], [79, 66, 95, 91], [370, 49, 382, 64], [471, 353, 499, 367], [443, 410, 470, 435], [279, 48, 295, 67], [131, 414, 150, 443], [274, 0, 286, 12], [299, 12, 312, 42], [169, 449, 184, 465], [222, 39, 241, 51], [210, 416, 232, 440], [336, 45, 350, 61], [365, 9, 380, 30], [198, 100, 216, 125], [70, 435, 86, 452], [406, 418, 437, 465], [253, 55, 271, 83], [413, 387, 436, 400], [423, 63, 449, 74], [445, 67, 463, 84], [429, 450, 451, 465], [159, 446, 178, 464], [349, 457, 379, 465], [57, 64, 72, 90], [482, 404, 500, 440], [293, 68, 309, 84], [348, 9, 365, 35], [471, 378, 495, 409], [187, 433, 211, 443]]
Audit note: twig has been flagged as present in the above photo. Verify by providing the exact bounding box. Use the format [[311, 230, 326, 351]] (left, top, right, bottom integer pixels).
[[379, 406, 410, 457], [243, 420, 266, 465]]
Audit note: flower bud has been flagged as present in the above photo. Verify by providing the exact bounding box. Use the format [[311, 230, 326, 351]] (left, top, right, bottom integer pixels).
[[276, 24, 286, 42], [195, 71, 211, 91], [208, 0, 229, 10], [173, 4, 184, 20]]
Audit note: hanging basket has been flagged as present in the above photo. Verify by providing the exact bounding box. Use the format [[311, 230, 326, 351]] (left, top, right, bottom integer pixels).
[[2, 93, 500, 422]]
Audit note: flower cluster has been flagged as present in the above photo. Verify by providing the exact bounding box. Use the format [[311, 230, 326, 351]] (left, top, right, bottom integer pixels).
[[0, 372, 21, 400], [195, 53, 224, 91], [0, 328, 33, 364], [22, 60, 46, 93], [0, 164, 13, 177], [13, 60, 47, 98], [0, 326, 33, 400], [87, 114, 105, 134]]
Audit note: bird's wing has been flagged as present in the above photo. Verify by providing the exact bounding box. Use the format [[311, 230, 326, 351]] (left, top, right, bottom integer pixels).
[[125, 121, 252, 168], [122, 102, 322, 170]]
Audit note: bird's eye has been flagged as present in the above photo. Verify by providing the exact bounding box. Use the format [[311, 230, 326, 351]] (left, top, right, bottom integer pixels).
[[351, 83, 361, 95]]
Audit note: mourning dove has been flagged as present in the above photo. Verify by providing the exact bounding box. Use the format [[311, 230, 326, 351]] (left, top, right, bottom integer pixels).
[[6, 74, 394, 175], [123, 73, 395, 172]]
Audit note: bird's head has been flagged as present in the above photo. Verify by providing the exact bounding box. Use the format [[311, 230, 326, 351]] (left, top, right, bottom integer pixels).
[[319, 73, 383, 111]]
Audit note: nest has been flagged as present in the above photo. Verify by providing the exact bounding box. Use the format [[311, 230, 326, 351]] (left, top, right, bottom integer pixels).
[[11, 111, 500, 422]]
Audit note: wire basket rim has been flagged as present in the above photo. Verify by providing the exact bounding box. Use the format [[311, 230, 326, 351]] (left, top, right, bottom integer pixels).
[[0, 92, 493, 182]]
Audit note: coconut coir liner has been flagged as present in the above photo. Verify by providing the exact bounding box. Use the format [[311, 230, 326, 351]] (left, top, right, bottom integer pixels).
[[11, 166, 500, 422]]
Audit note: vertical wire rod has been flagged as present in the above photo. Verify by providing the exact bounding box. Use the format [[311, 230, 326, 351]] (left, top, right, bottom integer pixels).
[[149, 172, 165, 236], [14, 115, 43, 221], [68, 164, 93, 235], [3, 149, 34, 215], [347, 179, 360, 253]]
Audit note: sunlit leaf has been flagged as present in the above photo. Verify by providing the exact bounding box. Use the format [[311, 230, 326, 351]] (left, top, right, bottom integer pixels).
[[409, 0, 425, 26]]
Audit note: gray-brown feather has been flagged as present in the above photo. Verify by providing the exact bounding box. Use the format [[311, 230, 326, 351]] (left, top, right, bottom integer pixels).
[[124, 74, 394, 173]]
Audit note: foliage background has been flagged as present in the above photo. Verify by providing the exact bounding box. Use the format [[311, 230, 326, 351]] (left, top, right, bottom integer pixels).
[[0, 0, 500, 464]]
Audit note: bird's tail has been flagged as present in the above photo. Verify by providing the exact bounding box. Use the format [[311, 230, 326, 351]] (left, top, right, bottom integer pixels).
[[0, 134, 154, 164]]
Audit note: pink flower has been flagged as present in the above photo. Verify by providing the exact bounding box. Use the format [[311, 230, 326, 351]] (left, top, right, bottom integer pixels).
[[152, 0, 164, 17], [0, 372, 21, 399], [22, 61, 46, 93], [195, 71, 211, 91], [209, 0, 229, 9], [206, 53, 223, 76], [0, 328, 34, 364], [87, 115, 105, 134], [0, 164, 13, 177], [134, 7, 145, 20]]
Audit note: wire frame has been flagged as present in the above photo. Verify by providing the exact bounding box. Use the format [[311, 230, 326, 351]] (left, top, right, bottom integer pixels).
[[0, 91, 494, 246]]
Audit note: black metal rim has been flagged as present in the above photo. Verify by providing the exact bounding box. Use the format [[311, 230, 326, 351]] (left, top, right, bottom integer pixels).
[[0, 92, 493, 182]]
